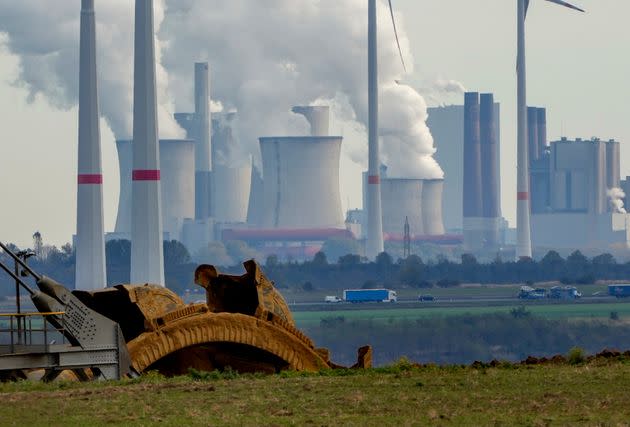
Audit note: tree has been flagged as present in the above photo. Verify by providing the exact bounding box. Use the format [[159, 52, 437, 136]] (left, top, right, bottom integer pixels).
[[541, 250, 564, 267], [461, 253, 478, 267], [265, 254, 279, 268], [399, 255, 425, 288], [225, 240, 259, 263], [338, 254, 362, 267], [592, 253, 616, 266], [195, 242, 233, 267], [375, 252, 393, 268], [163, 240, 191, 266], [312, 251, 328, 267], [321, 238, 361, 263]]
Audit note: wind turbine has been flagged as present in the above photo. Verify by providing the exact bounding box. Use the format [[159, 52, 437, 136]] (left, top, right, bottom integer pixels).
[[515, 0, 584, 259], [366, 0, 406, 259]]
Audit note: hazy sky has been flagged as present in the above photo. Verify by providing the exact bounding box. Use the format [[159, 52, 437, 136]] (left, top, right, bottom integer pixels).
[[0, 0, 627, 248]]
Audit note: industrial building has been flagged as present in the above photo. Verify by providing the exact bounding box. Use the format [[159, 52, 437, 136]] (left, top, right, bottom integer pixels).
[[426, 93, 503, 252], [530, 137, 628, 251]]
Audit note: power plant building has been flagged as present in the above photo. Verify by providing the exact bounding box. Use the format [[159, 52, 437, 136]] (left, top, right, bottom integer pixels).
[[531, 137, 629, 251]]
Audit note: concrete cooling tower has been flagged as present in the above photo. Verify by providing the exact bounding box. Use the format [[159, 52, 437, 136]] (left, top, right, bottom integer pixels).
[[291, 106, 330, 136], [247, 165, 264, 226], [115, 139, 195, 242], [381, 179, 424, 236], [422, 179, 446, 236], [213, 163, 252, 224], [259, 136, 344, 229]]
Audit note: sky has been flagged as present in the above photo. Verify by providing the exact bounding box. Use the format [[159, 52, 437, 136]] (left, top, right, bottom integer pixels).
[[0, 0, 628, 248]]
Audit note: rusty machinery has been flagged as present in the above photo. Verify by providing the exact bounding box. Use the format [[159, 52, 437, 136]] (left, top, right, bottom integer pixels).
[[0, 242, 371, 381]]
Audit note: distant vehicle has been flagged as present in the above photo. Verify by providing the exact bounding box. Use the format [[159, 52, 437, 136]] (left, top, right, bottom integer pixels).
[[518, 286, 547, 300], [324, 296, 342, 303], [343, 289, 397, 303], [418, 295, 435, 302], [548, 286, 582, 300], [608, 284, 630, 298]]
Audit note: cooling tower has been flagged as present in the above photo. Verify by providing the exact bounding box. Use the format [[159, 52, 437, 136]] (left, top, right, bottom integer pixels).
[[366, 0, 384, 259], [259, 136, 344, 229], [213, 163, 252, 224], [247, 165, 264, 226], [422, 179, 446, 236], [116, 139, 195, 241], [291, 106, 330, 136], [381, 179, 424, 236], [212, 112, 238, 169], [606, 139, 621, 189], [537, 108, 547, 157], [160, 140, 195, 240], [527, 107, 539, 163], [174, 113, 195, 137], [463, 92, 482, 219], [75, 0, 106, 290], [131, 0, 164, 285], [195, 62, 212, 220]]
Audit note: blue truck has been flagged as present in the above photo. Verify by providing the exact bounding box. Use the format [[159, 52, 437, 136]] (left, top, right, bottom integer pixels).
[[343, 289, 397, 303], [608, 284, 630, 298]]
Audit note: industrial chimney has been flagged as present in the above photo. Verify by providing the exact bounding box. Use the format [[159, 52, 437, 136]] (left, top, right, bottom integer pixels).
[[480, 93, 500, 248], [463, 92, 483, 249], [537, 108, 547, 158], [75, 0, 106, 290], [366, 0, 384, 259], [527, 107, 539, 163], [194, 62, 212, 220], [130, 0, 165, 285]]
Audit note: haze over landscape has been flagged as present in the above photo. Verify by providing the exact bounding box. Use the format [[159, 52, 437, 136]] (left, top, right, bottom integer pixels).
[[0, 0, 627, 247]]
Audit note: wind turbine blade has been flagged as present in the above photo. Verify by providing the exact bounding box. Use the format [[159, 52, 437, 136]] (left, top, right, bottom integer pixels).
[[525, 0, 530, 18], [544, 0, 585, 12], [388, 0, 407, 73]]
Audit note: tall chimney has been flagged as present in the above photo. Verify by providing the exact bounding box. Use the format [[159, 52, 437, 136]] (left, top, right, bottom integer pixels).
[[527, 107, 539, 163], [130, 0, 165, 286], [463, 92, 482, 219], [366, 0, 384, 259], [194, 62, 212, 220], [537, 108, 547, 157], [480, 94, 500, 248], [75, 0, 106, 290]]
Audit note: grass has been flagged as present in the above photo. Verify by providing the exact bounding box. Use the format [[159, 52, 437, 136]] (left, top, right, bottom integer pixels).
[[2, 360, 630, 425], [293, 301, 630, 327]]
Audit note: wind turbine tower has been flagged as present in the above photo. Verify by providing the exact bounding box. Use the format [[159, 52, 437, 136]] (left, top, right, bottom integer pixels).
[[366, 0, 384, 259], [516, 0, 584, 259], [130, 0, 165, 285], [75, 0, 107, 290]]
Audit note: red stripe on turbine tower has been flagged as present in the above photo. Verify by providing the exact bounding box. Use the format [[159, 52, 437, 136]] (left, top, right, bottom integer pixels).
[[368, 175, 380, 185], [517, 192, 530, 201], [78, 174, 103, 184], [132, 170, 161, 181]]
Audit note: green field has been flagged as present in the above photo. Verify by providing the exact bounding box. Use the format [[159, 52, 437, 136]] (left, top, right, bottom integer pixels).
[[2, 359, 630, 425], [293, 301, 630, 327]]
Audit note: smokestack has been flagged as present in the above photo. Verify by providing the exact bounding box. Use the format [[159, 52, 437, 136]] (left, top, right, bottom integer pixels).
[[463, 92, 482, 219], [537, 108, 547, 157], [130, 0, 165, 285], [480, 94, 500, 248], [75, 0, 106, 290], [291, 106, 330, 136], [194, 62, 212, 220], [606, 139, 621, 190], [480, 94, 499, 219], [366, 0, 384, 259], [528, 107, 539, 163]]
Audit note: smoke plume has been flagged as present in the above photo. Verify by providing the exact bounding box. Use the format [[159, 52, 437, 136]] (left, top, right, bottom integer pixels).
[[0, 0, 445, 179], [161, 0, 444, 179], [607, 187, 627, 214], [0, 0, 183, 139]]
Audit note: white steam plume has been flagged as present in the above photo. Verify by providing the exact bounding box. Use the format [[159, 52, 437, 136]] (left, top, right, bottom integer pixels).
[[161, 0, 444, 179], [607, 187, 627, 214], [0, 0, 183, 139]]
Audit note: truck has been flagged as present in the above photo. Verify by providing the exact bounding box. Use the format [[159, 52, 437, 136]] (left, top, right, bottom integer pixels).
[[518, 286, 547, 300], [548, 286, 582, 300], [324, 295, 342, 303], [608, 284, 630, 298], [343, 289, 397, 303]]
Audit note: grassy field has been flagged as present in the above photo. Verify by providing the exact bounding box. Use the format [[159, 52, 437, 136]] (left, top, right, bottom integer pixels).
[[2, 359, 630, 425], [292, 301, 630, 327]]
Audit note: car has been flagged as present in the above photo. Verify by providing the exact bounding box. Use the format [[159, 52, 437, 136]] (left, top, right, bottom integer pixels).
[[418, 295, 435, 302]]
